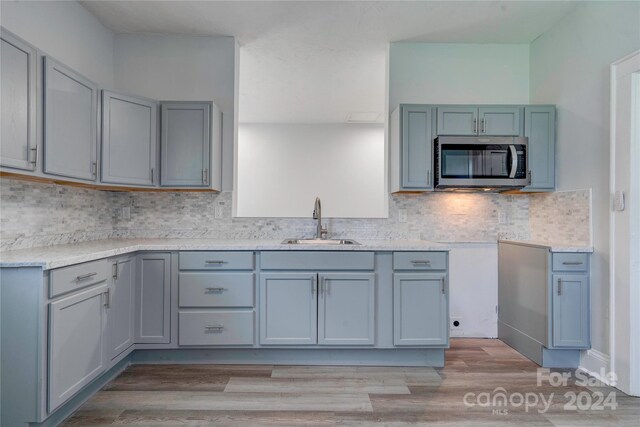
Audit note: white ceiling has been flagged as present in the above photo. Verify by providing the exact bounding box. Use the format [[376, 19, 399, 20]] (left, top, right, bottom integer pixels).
[[81, 1, 578, 123]]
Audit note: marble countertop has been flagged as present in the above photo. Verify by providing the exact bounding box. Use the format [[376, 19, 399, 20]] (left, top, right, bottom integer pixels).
[[0, 238, 451, 270], [498, 239, 593, 253]]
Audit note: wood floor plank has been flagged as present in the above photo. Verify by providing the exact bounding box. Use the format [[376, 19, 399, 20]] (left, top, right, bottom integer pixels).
[[224, 377, 411, 394], [80, 390, 373, 412], [271, 366, 442, 385]]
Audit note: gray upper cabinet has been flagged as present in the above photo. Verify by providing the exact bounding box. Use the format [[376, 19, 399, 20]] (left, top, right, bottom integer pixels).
[[101, 90, 157, 186], [437, 106, 521, 136], [107, 257, 135, 360], [393, 272, 448, 346], [522, 106, 556, 191], [318, 273, 375, 345], [160, 102, 211, 187], [552, 273, 589, 349], [478, 107, 522, 136], [43, 57, 98, 181], [437, 106, 478, 136], [0, 29, 37, 171], [48, 283, 108, 412], [389, 104, 435, 192], [135, 253, 171, 344], [259, 273, 318, 345]]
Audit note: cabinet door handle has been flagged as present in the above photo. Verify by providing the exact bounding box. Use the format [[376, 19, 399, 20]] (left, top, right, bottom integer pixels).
[[311, 275, 317, 296], [76, 272, 97, 281], [427, 170, 430, 187], [92, 161, 97, 176], [29, 146, 38, 165], [325, 278, 330, 296], [112, 263, 118, 280], [481, 118, 486, 134], [203, 168, 208, 184], [205, 287, 226, 293], [557, 278, 563, 296], [204, 325, 224, 332], [441, 277, 446, 294], [150, 168, 155, 184], [562, 261, 583, 265], [104, 288, 111, 308], [473, 118, 477, 133]]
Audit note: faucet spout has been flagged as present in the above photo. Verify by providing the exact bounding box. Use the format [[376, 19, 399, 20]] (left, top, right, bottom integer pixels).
[[313, 197, 327, 239]]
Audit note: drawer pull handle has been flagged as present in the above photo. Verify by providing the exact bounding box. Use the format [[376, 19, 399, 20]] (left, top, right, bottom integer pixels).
[[562, 261, 583, 265], [205, 287, 227, 293], [205, 260, 227, 265], [411, 260, 431, 265], [204, 325, 224, 332], [76, 272, 98, 281], [441, 277, 446, 294]]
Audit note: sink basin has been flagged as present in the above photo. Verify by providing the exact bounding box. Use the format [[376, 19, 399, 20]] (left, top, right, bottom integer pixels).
[[281, 238, 360, 245]]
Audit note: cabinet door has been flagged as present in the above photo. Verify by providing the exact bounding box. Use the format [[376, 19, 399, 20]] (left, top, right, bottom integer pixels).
[[108, 257, 134, 359], [160, 102, 210, 187], [552, 274, 589, 348], [1, 29, 37, 171], [49, 283, 108, 412], [43, 57, 98, 181], [318, 273, 375, 345], [102, 90, 157, 186], [437, 107, 478, 136], [135, 253, 171, 344], [402, 105, 434, 189], [393, 273, 448, 346], [522, 106, 556, 191], [259, 273, 317, 345], [478, 107, 522, 136]]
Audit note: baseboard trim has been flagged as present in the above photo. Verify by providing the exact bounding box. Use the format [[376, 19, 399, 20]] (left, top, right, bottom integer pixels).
[[578, 349, 612, 385]]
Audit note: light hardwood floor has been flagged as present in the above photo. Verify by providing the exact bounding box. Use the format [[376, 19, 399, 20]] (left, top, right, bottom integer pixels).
[[63, 339, 639, 426]]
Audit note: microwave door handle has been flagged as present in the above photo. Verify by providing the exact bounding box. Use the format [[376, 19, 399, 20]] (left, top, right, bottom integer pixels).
[[508, 145, 517, 178]]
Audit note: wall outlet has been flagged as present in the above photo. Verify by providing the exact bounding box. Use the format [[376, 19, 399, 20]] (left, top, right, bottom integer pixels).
[[498, 211, 508, 224], [214, 206, 223, 219], [450, 317, 464, 337], [121, 206, 130, 220], [398, 209, 407, 223]]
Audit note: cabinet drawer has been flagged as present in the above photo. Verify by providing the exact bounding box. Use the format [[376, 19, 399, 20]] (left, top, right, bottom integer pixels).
[[393, 252, 447, 270], [261, 251, 374, 270], [552, 253, 588, 272], [179, 273, 255, 308], [179, 252, 254, 270], [50, 259, 109, 298], [179, 311, 254, 346]]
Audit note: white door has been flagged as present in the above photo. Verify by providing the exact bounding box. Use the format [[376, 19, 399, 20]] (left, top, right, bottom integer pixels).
[[610, 51, 640, 397]]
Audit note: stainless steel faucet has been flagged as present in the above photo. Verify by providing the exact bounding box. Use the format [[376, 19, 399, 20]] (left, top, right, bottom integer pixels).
[[313, 197, 328, 239]]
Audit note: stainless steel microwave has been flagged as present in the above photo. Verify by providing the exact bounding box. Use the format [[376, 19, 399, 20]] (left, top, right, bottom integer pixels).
[[434, 136, 529, 190]]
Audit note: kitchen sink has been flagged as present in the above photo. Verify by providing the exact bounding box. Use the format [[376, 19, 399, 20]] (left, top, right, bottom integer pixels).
[[281, 238, 360, 245]]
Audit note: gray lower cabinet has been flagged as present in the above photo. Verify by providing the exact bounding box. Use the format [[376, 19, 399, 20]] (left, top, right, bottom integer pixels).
[[48, 283, 108, 412], [107, 257, 135, 359], [1, 29, 37, 171], [318, 273, 375, 345], [101, 90, 158, 186], [160, 102, 211, 187], [498, 242, 590, 367], [43, 57, 98, 181], [259, 273, 318, 345], [552, 273, 589, 348], [522, 106, 556, 191], [135, 253, 171, 343], [393, 273, 448, 346]]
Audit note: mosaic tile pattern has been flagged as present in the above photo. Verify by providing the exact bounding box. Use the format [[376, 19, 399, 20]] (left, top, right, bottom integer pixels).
[[0, 177, 591, 251], [528, 189, 591, 245], [0, 179, 119, 251]]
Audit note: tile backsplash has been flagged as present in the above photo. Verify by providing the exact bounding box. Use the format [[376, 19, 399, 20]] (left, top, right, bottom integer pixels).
[[0, 178, 591, 250]]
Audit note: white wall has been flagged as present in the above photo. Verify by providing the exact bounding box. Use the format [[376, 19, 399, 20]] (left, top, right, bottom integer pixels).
[[529, 1, 640, 365], [0, 0, 114, 87], [113, 34, 237, 191], [237, 123, 386, 218], [389, 43, 530, 110]]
